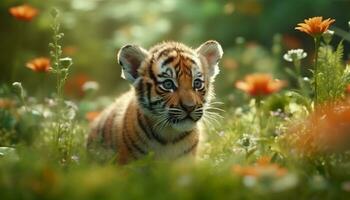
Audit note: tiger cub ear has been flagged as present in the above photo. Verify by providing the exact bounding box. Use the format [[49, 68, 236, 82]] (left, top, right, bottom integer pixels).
[[196, 40, 223, 79], [117, 44, 149, 82]]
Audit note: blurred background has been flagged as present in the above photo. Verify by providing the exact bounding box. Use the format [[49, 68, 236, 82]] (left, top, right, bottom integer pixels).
[[1, 0, 350, 103]]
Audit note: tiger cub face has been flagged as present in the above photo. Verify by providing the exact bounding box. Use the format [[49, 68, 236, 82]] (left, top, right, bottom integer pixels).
[[117, 41, 223, 132]]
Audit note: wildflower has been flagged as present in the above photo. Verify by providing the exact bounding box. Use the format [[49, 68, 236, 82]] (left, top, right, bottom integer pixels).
[[346, 85, 350, 94], [295, 16, 335, 37], [283, 49, 307, 62], [26, 57, 51, 72], [223, 2, 235, 15], [342, 181, 350, 192], [9, 4, 38, 21], [233, 156, 287, 178], [0, 98, 14, 109], [85, 111, 100, 122], [235, 73, 286, 96], [12, 82, 25, 101], [234, 1, 262, 16], [282, 35, 302, 49], [64, 74, 90, 98], [223, 58, 238, 69], [82, 81, 99, 92], [63, 46, 78, 56], [284, 102, 350, 155]]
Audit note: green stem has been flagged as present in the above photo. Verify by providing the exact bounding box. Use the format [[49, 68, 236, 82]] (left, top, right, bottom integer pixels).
[[255, 96, 263, 134], [314, 37, 321, 105], [11, 22, 24, 82], [294, 59, 306, 95]]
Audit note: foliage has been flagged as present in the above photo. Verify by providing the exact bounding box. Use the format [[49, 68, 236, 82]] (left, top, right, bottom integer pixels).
[[316, 42, 350, 104], [2, 1, 350, 200]]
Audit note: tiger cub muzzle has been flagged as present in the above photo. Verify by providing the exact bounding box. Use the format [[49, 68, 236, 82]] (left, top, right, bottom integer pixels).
[[168, 104, 203, 123]]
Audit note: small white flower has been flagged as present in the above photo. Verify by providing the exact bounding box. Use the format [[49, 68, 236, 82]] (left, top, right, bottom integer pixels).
[[323, 29, 334, 36], [283, 49, 307, 62], [82, 81, 99, 92]]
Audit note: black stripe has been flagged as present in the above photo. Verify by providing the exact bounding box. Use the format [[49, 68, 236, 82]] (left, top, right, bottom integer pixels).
[[171, 131, 192, 144], [125, 130, 147, 155], [183, 139, 199, 155], [156, 48, 172, 59], [133, 115, 148, 147], [137, 80, 146, 105], [146, 82, 153, 111], [174, 63, 180, 77], [137, 110, 167, 145], [156, 86, 168, 93], [162, 56, 175, 67], [144, 117, 168, 145], [150, 129, 168, 145], [102, 110, 116, 148], [96, 116, 105, 140], [187, 58, 197, 66], [137, 110, 152, 140], [137, 80, 144, 96], [149, 99, 163, 106], [155, 87, 166, 95], [148, 58, 157, 82], [122, 125, 137, 159]]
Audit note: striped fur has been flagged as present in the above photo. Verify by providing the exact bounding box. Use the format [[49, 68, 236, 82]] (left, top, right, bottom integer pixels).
[[87, 41, 223, 164]]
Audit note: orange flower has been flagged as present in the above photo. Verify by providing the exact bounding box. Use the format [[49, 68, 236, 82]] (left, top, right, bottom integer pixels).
[[233, 156, 287, 178], [64, 74, 90, 98], [63, 46, 78, 56], [235, 73, 286, 96], [284, 102, 350, 155], [295, 16, 335, 37], [9, 4, 38, 21], [26, 57, 51, 72], [223, 57, 238, 70], [0, 98, 14, 109], [346, 84, 350, 94], [282, 34, 302, 49], [85, 111, 101, 122]]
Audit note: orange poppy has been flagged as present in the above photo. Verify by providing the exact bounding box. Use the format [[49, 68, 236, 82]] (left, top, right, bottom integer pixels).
[[64, 74, 90, 98], [9, 4, 38, 21], [26, 57, 51, 72], [233, 156, 287, 178], [295, 16, 335, 37], [235, 73, 286, 96]]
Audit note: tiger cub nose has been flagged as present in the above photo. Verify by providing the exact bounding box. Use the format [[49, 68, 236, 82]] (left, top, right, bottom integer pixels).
[[181, 103, 196, 113]]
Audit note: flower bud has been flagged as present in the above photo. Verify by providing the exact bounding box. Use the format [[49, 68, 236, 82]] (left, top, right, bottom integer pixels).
[[322, 30, 334, 44]]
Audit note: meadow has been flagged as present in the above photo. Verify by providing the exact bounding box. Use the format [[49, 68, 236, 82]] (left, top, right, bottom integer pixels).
[[1, 0, 350, 199]]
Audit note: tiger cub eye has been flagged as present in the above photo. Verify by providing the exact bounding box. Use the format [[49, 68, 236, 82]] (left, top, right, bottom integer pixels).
[[162, 79, 176, 90], [193, 79, 204, 89]]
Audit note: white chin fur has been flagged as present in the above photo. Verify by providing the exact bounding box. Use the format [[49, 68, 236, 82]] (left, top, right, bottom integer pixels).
[[171, 119, 196, 132]]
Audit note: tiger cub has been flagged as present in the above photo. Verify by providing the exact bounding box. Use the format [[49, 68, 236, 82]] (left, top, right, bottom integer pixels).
[[87, 40, 223, 164]]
